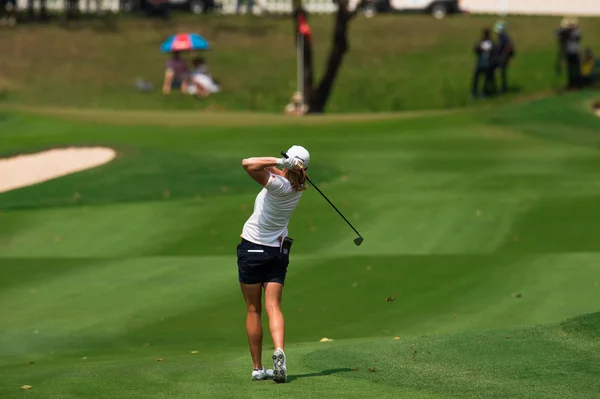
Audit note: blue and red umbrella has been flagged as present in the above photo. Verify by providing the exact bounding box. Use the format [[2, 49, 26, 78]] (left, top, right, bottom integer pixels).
[[161, 33, 210, 53]]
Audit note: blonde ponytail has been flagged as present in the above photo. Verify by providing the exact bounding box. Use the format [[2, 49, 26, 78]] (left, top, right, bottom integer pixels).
[[285, 168, 308, 192]]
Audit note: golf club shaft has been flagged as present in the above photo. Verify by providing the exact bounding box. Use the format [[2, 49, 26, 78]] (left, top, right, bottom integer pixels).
[[281, 151, 363, 239]]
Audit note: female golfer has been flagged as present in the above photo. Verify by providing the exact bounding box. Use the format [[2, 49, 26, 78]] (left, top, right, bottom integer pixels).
[[238, 145, 310, 383]]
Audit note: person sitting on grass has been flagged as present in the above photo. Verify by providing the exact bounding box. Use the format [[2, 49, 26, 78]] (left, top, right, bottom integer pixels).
[[184, 56, 221, 98], [162, 51, 189, 95], [284, 92, 308, 116], [581, 48, 596, 87]]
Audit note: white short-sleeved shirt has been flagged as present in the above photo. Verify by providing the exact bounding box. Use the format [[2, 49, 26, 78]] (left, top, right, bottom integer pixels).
[[241, 172, 303, 247]]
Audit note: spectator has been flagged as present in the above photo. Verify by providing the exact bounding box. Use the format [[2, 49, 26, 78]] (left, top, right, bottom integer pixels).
[[471, 28, 495, 99], [184, 56, 221, 97], [581, 48, 596, 87], [285, 92, 308, 116], [493, 20, 515, 93], [556, 17, 582, 90], [0, 0, 16, 26], [147, 0, 170, 20], [236, 0, 253, 14], [162, 51, 189, 95]]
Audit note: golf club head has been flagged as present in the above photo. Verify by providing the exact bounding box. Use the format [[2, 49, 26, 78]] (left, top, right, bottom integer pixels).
[[354, 237, 364, 246]]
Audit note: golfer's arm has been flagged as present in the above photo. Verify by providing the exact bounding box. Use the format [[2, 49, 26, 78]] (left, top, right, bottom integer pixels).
[[242, 157, 280, 172], [266, 167, 284, 176], [242, 157, 281, 186]]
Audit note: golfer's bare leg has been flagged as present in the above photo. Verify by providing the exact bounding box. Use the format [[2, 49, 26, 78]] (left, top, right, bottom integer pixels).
[[264, 282, 284, 350], [240, 283, 263, 369]]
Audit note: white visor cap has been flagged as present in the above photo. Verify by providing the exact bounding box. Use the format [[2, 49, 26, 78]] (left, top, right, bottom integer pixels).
[[286, 145, 310, 169]]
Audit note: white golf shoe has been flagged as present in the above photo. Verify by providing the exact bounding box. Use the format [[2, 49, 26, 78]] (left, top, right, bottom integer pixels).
[[272, 348, 287, 383], [251, 367, 274, 381]]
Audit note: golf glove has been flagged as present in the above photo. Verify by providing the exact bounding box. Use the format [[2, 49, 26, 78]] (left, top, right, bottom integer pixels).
[[278, 157, 302, 170]]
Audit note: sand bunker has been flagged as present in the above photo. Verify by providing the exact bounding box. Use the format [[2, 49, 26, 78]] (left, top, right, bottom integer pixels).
[[0, 147, 116, 194]]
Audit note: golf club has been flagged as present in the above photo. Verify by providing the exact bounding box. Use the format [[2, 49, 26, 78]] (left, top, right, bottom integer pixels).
[[281, 151, 364, 246]]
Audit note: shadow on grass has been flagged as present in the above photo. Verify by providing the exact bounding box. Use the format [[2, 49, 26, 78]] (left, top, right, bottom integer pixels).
[[287, 368, 355, 382]]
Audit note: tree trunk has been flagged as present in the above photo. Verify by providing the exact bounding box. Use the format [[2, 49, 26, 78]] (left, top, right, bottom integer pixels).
[[293, 8, 314, 105], [294, 0, 360, 114]]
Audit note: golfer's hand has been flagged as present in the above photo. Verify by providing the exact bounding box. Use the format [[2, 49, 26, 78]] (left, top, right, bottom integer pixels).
[[280, 157, 302, 170]]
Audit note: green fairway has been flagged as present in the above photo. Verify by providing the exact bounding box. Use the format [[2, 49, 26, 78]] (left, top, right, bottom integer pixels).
[[1, 92, 600, 397]]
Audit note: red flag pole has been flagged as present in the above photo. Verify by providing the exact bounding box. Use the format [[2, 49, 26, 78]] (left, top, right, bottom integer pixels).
[[296, 13, 303, 107], [300, 32, 304, 106]]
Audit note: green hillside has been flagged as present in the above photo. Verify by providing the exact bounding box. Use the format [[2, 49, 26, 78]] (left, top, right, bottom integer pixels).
[[1, 14, 599, 112]]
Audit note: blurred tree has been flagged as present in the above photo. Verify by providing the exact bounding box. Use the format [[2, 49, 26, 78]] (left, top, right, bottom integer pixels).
[[27, 0, 48, 20], [293, 0, 365, 113]]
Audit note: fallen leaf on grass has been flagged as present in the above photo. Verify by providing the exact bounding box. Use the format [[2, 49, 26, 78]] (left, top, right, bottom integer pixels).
[[506, 335, 511, 339], [320, 338, 334, 342], [157, 358, 164, 362], [351, 368, 359, 372], [191, 351, 199, 354], [393, 337, 400, 340], [386, 293, 397, 303], [21, 385, 32, 390], [368, 367, 376, 373]]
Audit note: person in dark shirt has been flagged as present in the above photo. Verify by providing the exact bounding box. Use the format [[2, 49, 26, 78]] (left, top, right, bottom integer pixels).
[[0, 0, 16, 26], [556, 17, 582, 89], [471, 28, 495, 99], [493, 21, 515, 93]]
